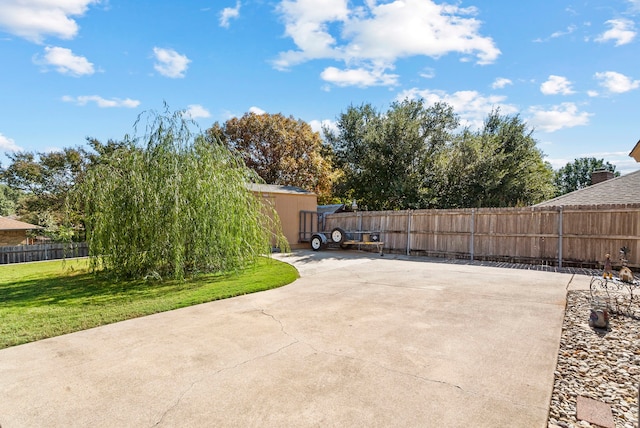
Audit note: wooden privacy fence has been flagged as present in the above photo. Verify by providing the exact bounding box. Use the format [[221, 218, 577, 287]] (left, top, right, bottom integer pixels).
[[0, 243, 88, 265], [323, 204, 640, 269]]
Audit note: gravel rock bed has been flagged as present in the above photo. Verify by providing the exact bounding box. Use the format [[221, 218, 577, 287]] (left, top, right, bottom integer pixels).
[[548, 290, 640, 428]]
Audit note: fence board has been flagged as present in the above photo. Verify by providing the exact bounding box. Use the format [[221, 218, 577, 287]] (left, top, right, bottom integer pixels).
[[0, 243, 88, 265], [324, 204, 640, 268]]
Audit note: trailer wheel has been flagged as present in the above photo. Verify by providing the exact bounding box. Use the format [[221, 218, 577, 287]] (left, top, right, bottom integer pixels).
[[310, 235, 324, 251], [330, 227, 345, 244]]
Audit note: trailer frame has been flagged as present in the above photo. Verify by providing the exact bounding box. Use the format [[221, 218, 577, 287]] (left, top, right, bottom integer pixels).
[[309, 227, 384, 256]]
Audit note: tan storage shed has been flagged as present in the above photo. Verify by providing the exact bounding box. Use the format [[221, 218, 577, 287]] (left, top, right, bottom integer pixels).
[[250, 184, 317, 249]]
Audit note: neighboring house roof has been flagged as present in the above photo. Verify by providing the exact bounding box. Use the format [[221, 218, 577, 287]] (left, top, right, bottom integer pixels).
[[248, 183, 315, 196], [535, 169, 640, 207], [0, 216, 42, 231], [631, 140, 640, 162]]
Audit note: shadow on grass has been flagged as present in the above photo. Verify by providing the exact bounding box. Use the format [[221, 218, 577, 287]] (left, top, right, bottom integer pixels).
[[1, 258, 299, 349], [0, 267, 238, 308]]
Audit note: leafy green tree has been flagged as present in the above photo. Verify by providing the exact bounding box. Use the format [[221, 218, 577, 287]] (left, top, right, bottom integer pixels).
[[433, 113, 555, 208], [327, 102, 553, 209], [76, 109, 286, 280], [432, 129, 498, 208], [84, 137, 135, 167], [325, 99, 458, 210], [0, 184, 20, 216], [1, 147, 87, 229], [554, 157, 619, 196], [207, 112, 333, 202], [466, 110, 554, 207]]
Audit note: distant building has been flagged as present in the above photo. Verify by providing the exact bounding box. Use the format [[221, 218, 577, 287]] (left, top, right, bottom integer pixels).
[[0, 217, 42, 246], [535, 169, 640, 207]]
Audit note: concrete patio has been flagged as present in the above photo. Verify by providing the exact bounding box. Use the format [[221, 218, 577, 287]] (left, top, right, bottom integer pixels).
[[0, 250, 591, 427]]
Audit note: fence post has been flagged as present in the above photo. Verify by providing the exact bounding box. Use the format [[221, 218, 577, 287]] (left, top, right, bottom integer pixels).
[[470, 209, 475, 261], [558, 206, 563, 268], [406, 210, 412, 256]]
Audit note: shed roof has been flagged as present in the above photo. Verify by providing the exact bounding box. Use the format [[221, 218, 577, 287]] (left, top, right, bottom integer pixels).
[[535, 169, 640, 207], [248, 183, 315, 196], [0, 216, 42, 231]]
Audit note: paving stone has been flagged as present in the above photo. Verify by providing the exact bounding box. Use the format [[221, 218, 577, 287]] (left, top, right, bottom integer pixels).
[[576, 395, 615, 428]]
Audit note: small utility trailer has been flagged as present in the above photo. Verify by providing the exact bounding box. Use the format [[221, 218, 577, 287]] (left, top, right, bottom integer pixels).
[[310, 227, 384, 256]]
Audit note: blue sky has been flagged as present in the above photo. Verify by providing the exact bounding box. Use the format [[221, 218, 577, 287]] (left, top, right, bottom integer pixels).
[[1, 0, 639, 174]]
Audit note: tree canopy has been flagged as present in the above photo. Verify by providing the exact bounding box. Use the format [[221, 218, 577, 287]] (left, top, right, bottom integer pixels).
[[1, 148, 86, 226], [0, 184, 20, 216], [207, 112, 333, 202], [553, 157, 620, 196], [326, 101, 554, 209], [75, 110, 286, 280], [325, 99, 459, 210], [433, 111, 554, 208]]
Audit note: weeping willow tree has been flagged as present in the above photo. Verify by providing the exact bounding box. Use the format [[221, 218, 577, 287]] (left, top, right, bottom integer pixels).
[[75, 109, 287, 280]]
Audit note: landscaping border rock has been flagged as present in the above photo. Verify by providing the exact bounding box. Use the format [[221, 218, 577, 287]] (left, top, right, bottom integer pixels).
[[548, 291, 639, 428]]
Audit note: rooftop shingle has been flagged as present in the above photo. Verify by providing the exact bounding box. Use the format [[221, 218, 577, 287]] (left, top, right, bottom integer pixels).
[[535, 169, 640, 207], [0, 216, 42, 231]]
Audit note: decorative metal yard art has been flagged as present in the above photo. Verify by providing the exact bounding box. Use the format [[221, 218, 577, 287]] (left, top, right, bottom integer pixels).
[[589, 247, 639, 321], [617, 246, 634, 282]]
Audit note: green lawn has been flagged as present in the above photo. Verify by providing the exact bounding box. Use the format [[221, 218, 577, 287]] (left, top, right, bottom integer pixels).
[[0, 257, 299, 349]]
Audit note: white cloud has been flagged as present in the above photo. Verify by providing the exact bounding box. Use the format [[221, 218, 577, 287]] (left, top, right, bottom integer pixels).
[[595, 19, 636, 46], [275, 0, 349, 67], [551, 25, 577, 39], [153, 47, 191, 78], [42, 146, 62, 153], [0, 0, 99, 43], [587, 90, 599, 97], [397, 88, 518, 129], [320, 66, 399, 87], [274, 0, 500, 87], [540, 75, 575, 95], [220, 2, 240, 28], [628, 0, 640, 12], [545, 157, 571, 170], [62, 95, 141, 108], [183, 104, 211, 119], [0, 133, 22, 152], [581, 150, 640, 175], [594, 71, 640, 93], [528, 102, 591, 132], [583, 150, 630, 158], [219, 107, 266, 119], [419, 67, 435, 79], [534, 25, 577, 42], [492, 77, 512, 89], [35, 46, 94, 76], [309, 119, 337, 135], [249, 106, 266, 115]]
